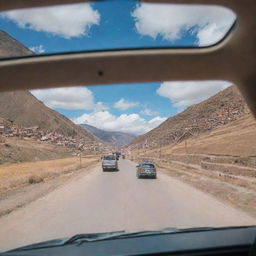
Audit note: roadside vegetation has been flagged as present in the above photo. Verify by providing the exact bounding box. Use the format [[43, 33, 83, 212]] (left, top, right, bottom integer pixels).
[[0, 155, 99, 195]]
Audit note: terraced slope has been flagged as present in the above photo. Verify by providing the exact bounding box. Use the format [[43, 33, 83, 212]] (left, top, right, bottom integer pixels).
[[129, 86, 249, 150]]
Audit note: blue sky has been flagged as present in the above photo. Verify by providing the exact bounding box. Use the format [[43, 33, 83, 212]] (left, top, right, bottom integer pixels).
[[0, 0, 198, 54], [56, 83, 177, 119], [0, 1, 235, 135]]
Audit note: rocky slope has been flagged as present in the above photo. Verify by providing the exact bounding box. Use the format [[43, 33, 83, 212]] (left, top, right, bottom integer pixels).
[[0, 30, 33, 58], [129, 86, 250, 150], [0, 91, 96, 141], [0, 31, 95, 141]]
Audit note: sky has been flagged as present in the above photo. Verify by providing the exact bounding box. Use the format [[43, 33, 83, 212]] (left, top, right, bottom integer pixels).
[[0, 0, 236, 135]]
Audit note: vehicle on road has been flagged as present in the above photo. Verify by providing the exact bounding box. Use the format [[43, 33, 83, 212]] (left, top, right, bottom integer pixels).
[[115, 152, 121, 160], [102, 155, 118, 172], [136, 161, 157, 179]]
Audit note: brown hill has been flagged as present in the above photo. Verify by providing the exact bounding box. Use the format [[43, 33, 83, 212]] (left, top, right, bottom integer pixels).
[[0, 31, 95, 141], [0, 91, 95, 140], [129, 85, 250, 150], [0, 30, 33, 58], [0, 136, 72, 164]]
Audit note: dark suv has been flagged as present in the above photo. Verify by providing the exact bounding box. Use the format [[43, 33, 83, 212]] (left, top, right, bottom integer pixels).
[[136, 161, 157, 179]]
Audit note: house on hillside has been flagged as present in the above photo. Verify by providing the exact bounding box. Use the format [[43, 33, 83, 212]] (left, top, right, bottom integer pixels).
[[0, 125, 4, 134]]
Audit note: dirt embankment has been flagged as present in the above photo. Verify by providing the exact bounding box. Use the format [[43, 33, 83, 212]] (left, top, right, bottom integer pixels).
[[0, 155, 99, 195], [0, 137, 73, 164], [0, 155, 99, 217]]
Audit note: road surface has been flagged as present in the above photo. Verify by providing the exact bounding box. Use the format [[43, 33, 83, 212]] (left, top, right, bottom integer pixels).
[[0, 159, 255, 251]]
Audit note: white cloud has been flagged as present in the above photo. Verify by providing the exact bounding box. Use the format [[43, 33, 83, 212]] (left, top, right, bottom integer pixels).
[[114, 98, 139, 111], [131, 3, 235, 46], [94, 102, 108, 112], [140, 108, 159, 116], [31, 87, 107, 110], [29, 45, 45, 54], [1, 3, 100, 38], [72, 111, 166, 135], [157, 81, 232, 109]]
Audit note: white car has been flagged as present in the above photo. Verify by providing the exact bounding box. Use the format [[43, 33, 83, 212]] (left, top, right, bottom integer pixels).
[[102, 155, 118, 172]]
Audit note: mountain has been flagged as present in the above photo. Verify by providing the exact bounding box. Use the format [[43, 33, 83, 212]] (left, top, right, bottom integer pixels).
[[0, 30, 95, 141], [80, 123, 136, 146], [0, 91, 96, 141], [128, 86, 250, 150], [0, 30, 33, 58]]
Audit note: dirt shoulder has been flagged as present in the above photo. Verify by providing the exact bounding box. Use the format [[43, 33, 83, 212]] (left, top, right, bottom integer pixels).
[[131, 155, 256, 218], [129, 114, 256, 217], [0, 156, 99, 217], [154, 160, 256, 218]]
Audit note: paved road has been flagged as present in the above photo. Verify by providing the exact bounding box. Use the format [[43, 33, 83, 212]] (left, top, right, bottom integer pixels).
[[0, 159, 255, 251]]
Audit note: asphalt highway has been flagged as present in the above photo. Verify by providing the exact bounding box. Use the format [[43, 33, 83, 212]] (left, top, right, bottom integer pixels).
[[0, 159, 255, 251]]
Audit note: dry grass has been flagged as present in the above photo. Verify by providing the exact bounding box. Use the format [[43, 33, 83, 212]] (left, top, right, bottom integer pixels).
[[131, 114, 256, 159], [0, 156, 99, 194], [157, 162, 256, 217], [0, 137, 72, 164], [164, 114, 256, 157]]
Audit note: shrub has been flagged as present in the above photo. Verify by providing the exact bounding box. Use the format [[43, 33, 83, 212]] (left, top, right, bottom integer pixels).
[[28, 176, 44, 184]]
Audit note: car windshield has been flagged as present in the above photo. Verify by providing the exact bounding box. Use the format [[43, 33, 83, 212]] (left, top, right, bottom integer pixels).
[[0, 0, 255, 253], [141, 164, 155, 169], [103, 155, 116, 160]]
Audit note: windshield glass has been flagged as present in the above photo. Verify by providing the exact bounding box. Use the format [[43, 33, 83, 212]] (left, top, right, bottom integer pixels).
[[1, 81, 255, 251], [0, 1, 236, 59], [0, 1, 255, 253], [103, 155, 116, 160], [141, 164, 155, 169]]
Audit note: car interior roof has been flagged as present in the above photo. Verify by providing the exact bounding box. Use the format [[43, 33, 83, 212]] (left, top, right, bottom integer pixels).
[[0, 0, 255, 118]]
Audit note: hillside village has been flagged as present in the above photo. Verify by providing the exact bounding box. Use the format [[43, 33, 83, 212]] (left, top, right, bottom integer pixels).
[[0, 117, 108, 152], [0, 31, 113, 157]]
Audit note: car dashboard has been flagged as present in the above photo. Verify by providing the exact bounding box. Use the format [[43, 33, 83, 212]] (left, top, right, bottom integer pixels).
[[2, 226, 256, 256]]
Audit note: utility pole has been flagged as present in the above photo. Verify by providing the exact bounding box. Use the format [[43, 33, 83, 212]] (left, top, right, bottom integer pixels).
[[159, 139, 162, 159], [78, 148, 82, 168], [185, 140, 188, 154]]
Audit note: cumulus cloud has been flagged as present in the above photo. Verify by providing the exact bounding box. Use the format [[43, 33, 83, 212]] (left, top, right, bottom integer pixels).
[[72, 111, 166, 135], [1, 3, 100, 38], [31, 87, 107, 110], [157, 81, 232, 109], [140, 108, 159, 116], [29, 45, 45, 54], [94, 102, 108, 112], [114, 98, 139, 111], [131, 3, 235, 46]]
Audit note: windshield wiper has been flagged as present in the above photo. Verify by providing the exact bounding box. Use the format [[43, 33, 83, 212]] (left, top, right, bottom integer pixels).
[[8, 226, 256, 252], [66, 226, 255, 245], [65, 227, 214, 245]]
